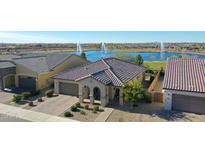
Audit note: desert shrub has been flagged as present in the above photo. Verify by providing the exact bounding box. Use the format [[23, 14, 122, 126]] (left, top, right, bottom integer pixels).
[[45, 89, 54, 97], [92, 107, 97, 113], [80, 110, 86, 115], [75, 102, 81, 108], [28, 101, 34, 106], [38, 97, 43, 102], [93, 105, 99, 111], [12, 94, 22, 102], [64, 111, 73, 117], [70, 105, 78, 112], [21, 92, 32, 100], [84, 104, 89, 110]]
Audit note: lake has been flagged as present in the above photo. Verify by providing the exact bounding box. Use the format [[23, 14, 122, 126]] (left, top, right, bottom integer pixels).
[[69, 50, 205, 62]]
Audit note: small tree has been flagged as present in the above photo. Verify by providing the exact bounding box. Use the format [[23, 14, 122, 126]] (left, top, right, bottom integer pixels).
[[135, 54, 143, 65], [123, 80, 145, 106], [80, 52, 87, 60]]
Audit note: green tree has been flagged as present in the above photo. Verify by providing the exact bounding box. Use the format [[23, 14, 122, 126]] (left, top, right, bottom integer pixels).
[[178, 55, 182, 58], [80, 52, 87, 60], [123, 80, 145, 105], [135, 54, 143, 65]]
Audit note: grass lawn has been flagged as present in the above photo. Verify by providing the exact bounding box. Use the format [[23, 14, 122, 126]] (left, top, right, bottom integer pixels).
[[144, 61, 167, 71]]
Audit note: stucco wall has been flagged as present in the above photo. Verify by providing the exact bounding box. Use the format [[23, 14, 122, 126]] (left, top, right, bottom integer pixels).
[[38, 55, 88, 90]]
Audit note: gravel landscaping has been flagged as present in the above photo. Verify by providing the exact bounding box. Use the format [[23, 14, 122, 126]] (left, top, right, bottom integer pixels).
[[61, 102, 104, 122], [107, 102, 205, 122]]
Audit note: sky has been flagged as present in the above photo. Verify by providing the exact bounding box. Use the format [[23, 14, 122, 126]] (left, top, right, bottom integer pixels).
[[0, 31, 205, 43]]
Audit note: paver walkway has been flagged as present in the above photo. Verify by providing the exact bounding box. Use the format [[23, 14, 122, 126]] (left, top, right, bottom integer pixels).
[[31, 95, 78, 116], [95, 107, 114, 122], [0, 103, 77, 122], [0, 91, 13, 104]]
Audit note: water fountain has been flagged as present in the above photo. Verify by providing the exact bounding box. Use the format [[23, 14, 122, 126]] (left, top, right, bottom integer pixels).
[[77, 42, 83, 54], [101, 42, 107, 53], [160, 42, 165, 60]]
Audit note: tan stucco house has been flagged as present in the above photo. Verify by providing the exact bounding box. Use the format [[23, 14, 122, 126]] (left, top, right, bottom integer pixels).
[[53, 58, 146, 106], [0, 53, 88, 91], [163, 57, 205, 114]]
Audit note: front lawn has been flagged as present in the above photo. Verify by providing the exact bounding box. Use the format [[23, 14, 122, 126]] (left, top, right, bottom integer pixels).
[[144, 61, 166, 71]]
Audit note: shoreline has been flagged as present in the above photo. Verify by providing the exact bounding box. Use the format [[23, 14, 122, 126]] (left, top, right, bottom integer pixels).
[[1, 49, 205, 57]]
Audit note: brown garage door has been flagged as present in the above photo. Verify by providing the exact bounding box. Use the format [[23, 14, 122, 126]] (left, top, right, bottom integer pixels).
[[172, 94, 205, 114], [59, 82, 78, 96]]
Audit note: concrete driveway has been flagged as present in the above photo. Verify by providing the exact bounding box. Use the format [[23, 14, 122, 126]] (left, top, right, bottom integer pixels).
[[0, 91, 13, 104], [31, 95, 78, 116]]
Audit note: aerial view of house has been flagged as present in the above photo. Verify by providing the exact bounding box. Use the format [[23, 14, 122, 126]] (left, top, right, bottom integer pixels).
[[53, 58, 145, 106], [0, 31, 205, 122]]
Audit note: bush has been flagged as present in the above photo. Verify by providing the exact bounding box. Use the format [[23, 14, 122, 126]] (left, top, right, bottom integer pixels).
[[45, 90, 54, 97], [28, 101, 34, 106], [12, 94, 22, 102], [21, 92, 32, 100], [70, 105, 78, 112], [38, 97, 43, 102], [93, 105, 99, 111], [93, 107, 97, 113], [80, 110, 86, 115], [64, 111, 73, 117], [84, 104, 89, 110], [75, 102, 81, 108]]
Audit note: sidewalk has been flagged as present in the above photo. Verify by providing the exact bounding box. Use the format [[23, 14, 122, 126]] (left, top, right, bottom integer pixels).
[[0, 103, 77, 122], [95, 107, 114, 122]]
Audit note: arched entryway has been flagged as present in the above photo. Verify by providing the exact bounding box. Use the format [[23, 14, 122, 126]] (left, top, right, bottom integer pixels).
[[93, 87, 101, 101]]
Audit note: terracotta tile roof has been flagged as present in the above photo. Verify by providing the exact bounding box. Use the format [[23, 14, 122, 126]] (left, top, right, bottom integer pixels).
[[54, 58, 146, 86], [163, 57, 205, 93]]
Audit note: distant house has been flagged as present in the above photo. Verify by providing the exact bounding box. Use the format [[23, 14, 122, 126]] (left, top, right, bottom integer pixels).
[[163, 57, 205, 114], [53, 58, 146, 106], [0, 53, 88, 91]]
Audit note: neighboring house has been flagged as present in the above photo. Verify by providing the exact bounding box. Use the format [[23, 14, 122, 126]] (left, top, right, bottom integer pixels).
[[53, 58, 146, 106], [163, 57, 205, 114], [0, 53, 88, 91]]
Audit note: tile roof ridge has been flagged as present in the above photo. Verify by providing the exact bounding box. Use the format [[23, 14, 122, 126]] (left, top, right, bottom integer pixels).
[[12, 55, 46, 60], [102, 59, 123, 85]]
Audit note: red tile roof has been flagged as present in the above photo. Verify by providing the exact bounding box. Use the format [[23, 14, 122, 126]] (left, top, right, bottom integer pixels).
[[54, 58, 146, 86], [163, 57, 205, 93]]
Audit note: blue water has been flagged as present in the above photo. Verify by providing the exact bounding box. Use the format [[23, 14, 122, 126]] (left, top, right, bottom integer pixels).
[[69, 50, 205, 62]]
